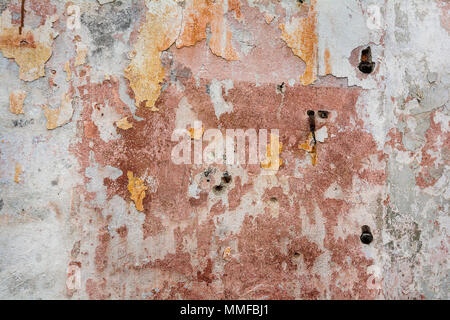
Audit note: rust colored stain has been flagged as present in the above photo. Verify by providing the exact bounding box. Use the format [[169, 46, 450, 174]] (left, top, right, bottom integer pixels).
[[324, 48, 331, 75], [188, 126, 204, 140], [0, 9, 57, 81], [176, 0, 240, 60], [260, 133, 283, 170], [299, 132, 317, 165], [279, 0, 318, 85], [9, 90, 26, 114], [14, 162, 22, 183]]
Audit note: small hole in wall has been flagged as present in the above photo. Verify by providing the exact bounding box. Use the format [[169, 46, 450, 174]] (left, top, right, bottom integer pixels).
[[318, 110, 329, 119], [358, 47, 375, 74], [276, 82, 285, 94], [360, 225, 373, 244], [270, 197, 278, 203], [221, 172, 232, 184], [213, 185, 224, 194], [294, 252, 300, 257]]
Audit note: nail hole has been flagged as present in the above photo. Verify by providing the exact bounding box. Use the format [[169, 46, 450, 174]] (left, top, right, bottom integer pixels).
[[213, 185, 224, 194], [270, 197, 277, 202], [294, 252, 300, 257], [360, 225, 373, 244], [318, 110, 329, 119], [221, 172, 232, 184], [276, 82, 285, 94], [358, 47, 375, 74]]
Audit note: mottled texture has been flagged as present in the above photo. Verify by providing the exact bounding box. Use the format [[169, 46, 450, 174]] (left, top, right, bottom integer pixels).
[[0, 0, 448, 300]]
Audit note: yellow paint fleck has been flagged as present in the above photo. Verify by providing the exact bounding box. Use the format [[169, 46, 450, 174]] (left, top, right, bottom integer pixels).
[[324, 48, 331, 75], [14, 163, 22, 183], [299, 132, 317, 166], [9, 90, 26, 114], [74, 43, 87, 66], [116, 117, 133, 130], [125, 0, 182, 110], [64, 61, 71, 81], [223, 247, 231, 261], [0, 10, 58, 81], [261, 133, 283, 171], [43, 93, 74, 130], [188, 126, 204, 140], [264, 13, 275, 24], [279, 0, 318, 85], [127, 171, 148, 212]]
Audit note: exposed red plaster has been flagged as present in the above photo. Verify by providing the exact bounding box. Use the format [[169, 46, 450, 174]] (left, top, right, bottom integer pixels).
[[95, 225, 111, 273], [86, 278, 110, 300], [116, 225, 128, 239], [416, 112, 449, 188]]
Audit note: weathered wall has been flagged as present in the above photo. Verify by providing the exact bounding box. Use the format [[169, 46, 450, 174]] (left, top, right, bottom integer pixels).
[[0, 0, 448, 299]]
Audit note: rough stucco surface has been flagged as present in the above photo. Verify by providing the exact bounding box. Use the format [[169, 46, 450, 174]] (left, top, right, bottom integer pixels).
[[0, 0, 448, 300]]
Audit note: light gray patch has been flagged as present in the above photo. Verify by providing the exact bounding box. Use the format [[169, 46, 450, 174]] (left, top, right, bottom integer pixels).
[[394, 3, 410, 42], [81, 4, 139, 55]]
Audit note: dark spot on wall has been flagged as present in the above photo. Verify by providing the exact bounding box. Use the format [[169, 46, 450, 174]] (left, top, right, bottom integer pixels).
[[213, 184, 224, 194], [0, 199, 3, 211], [12, 119, 34, 127], [270, 197, 278, 202], [360, 225, 373, 244], [276, 82, 285, 94], [221, 172, 232, 184], [81, 4, 139, 54], [358, 47, 375, 74], [318, 110, 329, 119]]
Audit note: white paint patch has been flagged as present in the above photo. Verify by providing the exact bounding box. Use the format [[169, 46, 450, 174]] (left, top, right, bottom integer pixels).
[[315, 126, 328, 143], [175, 97, 197, 130], [91, 103, 122, 143], [209, 79, 234, 119], [324, 181, 345, 200]]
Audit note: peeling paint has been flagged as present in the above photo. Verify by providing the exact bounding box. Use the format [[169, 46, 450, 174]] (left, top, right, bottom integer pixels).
[[116, 117, 133, 130], [125, 0, 182, 110], [127, 170, 147, 212], [279, 0, 318, 85], [43, 93, 73, 130], [9, 90, 26, 114], [0, 0, 448, 301], [0, 9, 57, 81]]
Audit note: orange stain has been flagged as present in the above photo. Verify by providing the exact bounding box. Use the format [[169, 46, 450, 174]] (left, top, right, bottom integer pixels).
[[279, 1, 318, 85]]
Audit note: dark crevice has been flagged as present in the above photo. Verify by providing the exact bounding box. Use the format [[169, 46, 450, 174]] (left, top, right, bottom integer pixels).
[[358, 47, 375, 74], [19, 0, 25, 35]]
